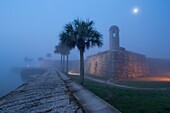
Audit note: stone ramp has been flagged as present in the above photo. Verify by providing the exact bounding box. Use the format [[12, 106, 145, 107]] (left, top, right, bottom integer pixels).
[[0, 71, 81, 113]]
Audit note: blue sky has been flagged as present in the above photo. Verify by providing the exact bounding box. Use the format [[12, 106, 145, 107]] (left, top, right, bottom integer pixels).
[[0, 0, 170, 67]]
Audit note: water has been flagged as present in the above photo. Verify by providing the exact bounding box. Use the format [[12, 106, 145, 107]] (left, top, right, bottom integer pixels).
[[0, 67, 23, 97]]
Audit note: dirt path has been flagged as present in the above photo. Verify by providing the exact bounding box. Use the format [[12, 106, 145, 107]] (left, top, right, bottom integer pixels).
[[86, 76, 170, 91]]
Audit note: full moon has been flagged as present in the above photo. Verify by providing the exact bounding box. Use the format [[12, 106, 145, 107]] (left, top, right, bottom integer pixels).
[[133, 8, 139, 14]]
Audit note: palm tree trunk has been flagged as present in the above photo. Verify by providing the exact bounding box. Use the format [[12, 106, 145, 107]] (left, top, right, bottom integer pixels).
[[63, 55, 65, 72], [80, 49, 84, 85], [61, 54, 63, 71], [66, 54, 69, 74]]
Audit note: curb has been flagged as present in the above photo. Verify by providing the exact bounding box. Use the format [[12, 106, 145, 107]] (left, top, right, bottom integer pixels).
[[57, 71, 121, 113]]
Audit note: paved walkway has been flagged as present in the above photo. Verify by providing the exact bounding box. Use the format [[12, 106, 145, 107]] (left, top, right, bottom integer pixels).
[[57, 71, 120, 113], [0, 71, 81, 113]]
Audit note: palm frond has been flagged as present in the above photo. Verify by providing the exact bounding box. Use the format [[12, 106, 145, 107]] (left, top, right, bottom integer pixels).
[[59, 18, 103, 52]]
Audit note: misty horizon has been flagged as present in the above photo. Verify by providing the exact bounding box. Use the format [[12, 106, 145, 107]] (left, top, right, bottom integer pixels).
[[1, 0, 170, 68]]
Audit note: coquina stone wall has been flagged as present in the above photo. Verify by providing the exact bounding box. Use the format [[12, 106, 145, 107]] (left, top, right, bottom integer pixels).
[[86, 51, 115, 78], [147, 58, 170, 77], [86, 48, 150, 80]]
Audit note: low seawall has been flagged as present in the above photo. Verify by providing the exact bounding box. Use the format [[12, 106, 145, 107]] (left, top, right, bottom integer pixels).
[[20, 67, 48, 82], [21, 67, 48, 76]]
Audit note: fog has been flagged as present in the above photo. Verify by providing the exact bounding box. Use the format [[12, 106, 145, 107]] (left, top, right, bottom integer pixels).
[[0, 0, 170, 96]]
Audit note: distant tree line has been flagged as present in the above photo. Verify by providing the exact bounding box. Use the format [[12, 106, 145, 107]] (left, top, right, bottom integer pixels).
[[24, 53, 52, 67], [24, 57, 33, 67]]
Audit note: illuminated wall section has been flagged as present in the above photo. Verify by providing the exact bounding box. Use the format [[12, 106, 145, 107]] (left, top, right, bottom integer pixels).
[[86, 48, 150, 80]]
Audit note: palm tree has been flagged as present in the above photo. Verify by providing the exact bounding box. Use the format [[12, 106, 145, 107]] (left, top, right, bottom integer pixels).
[[46, 53, 52, 60], [54, 44, 63, 71], [61, 44, 70, 74], [54, 43, 70, 73], [38, 57, 44, 66], [59, 19, 103, 85]]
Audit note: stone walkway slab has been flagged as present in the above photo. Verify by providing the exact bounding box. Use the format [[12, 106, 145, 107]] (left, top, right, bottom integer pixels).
[[0, 71, 81, 113]]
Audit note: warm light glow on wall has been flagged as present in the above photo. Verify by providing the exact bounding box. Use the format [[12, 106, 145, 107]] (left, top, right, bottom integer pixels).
[[68, 71, 80, 75], [137, 77, 170, 82]]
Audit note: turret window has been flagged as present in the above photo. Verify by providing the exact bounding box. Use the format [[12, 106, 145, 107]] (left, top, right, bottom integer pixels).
[[113, 32, 116, 37]]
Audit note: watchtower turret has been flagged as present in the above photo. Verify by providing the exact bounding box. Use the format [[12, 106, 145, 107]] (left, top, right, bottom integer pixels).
[[109, 25, 120, 51]]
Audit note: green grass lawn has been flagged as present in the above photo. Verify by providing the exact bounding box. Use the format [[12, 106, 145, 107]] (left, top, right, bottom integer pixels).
[[86, 74, 170, 88], [114, 80, 170, 88], [69, 75, 170, 113]]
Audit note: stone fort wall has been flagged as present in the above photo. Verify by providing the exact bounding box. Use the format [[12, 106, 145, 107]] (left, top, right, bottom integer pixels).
[[86, 49, 150, 80], [147, 58, 170, 77]]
